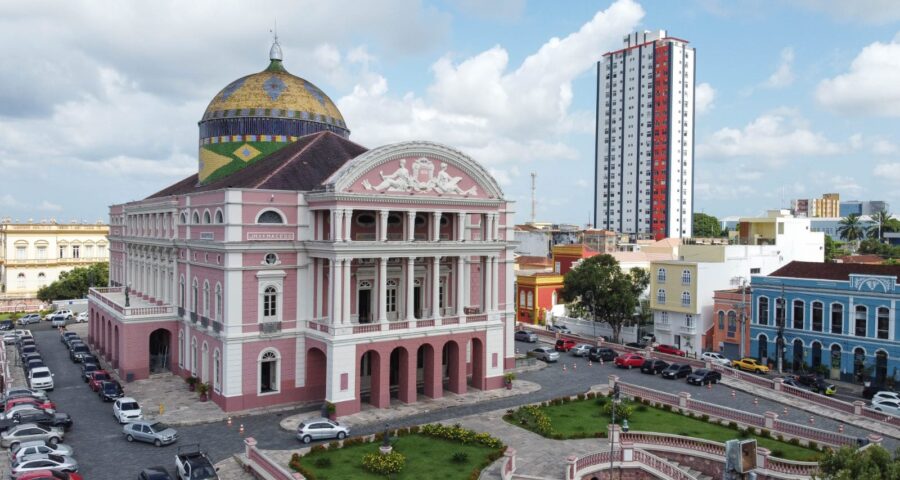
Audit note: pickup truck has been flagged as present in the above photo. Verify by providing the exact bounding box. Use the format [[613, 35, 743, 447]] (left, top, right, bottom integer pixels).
[[175, 444, 219, 480]]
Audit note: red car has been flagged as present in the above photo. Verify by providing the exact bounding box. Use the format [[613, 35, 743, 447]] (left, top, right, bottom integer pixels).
[[13, 471, 83, 480], [88, 370, 112, 391], [4, 397, 55, 412], [614, 353, 645, 369], [655, 344, 686, 357], [555, 339, 576, 352]]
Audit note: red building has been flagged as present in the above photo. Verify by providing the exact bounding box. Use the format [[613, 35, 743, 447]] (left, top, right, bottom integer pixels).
[[711, 287, 751, 359], [515, 244, 599, 324]]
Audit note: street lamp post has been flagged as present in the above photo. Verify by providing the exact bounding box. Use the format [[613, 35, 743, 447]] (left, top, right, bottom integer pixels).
[[776, 285, 786, 374], [731, 276, 749, 360], [609, 383, 620, 477]]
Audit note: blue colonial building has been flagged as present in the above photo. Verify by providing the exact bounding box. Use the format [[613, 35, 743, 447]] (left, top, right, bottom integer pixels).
[[750, 262, 900, 384]]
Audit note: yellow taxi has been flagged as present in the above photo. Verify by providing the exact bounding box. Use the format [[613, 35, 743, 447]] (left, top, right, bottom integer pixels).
[[731, 357, 770, 374]]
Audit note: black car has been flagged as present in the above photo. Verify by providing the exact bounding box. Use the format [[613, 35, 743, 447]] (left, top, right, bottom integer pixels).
[[99, 380, 124, 401], [81, 353, 99, 366], [795, 373, 837, 395], [11, 409, 73, 431], [863, 384, 891, 400], [19, 346, 38, 363], [781, 376, 806, 390], [66, 339, 85, 352], [61, 332, 78, 344], [0, 320, 13, 331], [69, 344, 91, 362], [139, 466, 176, 480], [625, 342, 644, 349], [81, 363, 99, 382], [640, 359, 669, 374], [25, 359, 45, 374], [661, 363, 693, 379], [588, 347, 617, 362], [687, 369, 722, 385]]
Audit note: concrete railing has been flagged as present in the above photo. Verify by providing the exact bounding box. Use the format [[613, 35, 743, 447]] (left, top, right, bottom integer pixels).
[[243, 437, 303, 480]]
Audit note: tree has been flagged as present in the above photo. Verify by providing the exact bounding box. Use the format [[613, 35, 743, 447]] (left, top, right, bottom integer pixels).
[[824, 235, 838, 263], [868, 208, 894, 241], [559, 254, 650, 343], [837, 213, 866, 244], [37, 263, 108, 302], [693, 213, 724, 237], [816, 445, 900, 479]]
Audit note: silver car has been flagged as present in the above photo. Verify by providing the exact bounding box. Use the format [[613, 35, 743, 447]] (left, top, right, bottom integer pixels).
[[514, 330, 538, 343], [17, 314, 41, 326], [296, 418, 350, 444], [10, 440, 75, 461], [529, 347, 560, 363], [0, 423, 63, 450], [570, 344, 593, 357], [11, 453, 78, 475], [124, 420, 178, 447]]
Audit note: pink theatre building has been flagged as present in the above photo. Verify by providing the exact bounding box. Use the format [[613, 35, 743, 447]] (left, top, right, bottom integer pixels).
[[88, 43, 515, 416]]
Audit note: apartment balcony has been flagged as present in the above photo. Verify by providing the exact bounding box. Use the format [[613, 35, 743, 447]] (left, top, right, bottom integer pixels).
[[680, 324, 697, 335], [656, 322, 672, 332], [88, 287, 177, 321], [305, 312, 500, 339]]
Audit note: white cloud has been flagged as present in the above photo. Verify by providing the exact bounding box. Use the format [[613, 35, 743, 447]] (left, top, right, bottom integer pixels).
[[698, 108, 842, 164], [873, 139, 899, 155], [695, 83, 715, 115], [874, 163, 900, 181], [815, 36, 900, 116], [793, 0, 900, 24], [764, 47, 795, 88], [449, 0, 526, 20], [339, 0, 645, 173], [38, 201, 62, 212]]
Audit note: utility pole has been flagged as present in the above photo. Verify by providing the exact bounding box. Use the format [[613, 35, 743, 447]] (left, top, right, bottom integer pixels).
[[530, 172, 537, 225], [776, 284, 786, 374]]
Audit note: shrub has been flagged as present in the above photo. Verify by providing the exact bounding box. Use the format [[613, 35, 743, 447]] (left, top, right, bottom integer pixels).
[[342, 437, 364, 447], [310, 445, 327, 453], [577, 393, 585, 401], [507, 406, 553, 436], [728, 421, 737, 429], [362, 451, 406, 476], [636, 405, 648, 412], [737, 429, 750, 439], [701, 414, 710, 422], [809, 441, 819, 451], [586, 392, 597, 399], [770, 449, 785, 458], [327, 441, 340, 450], [760, 429, 771, 439], [789, 438, 800, 446], [313, 457, 332, 468], [451, 452, 469, 464], [601, 402, 634, 420], [595, 397, 608, 406], [409, 425, 420, 434], [420, 423, 506, 449]]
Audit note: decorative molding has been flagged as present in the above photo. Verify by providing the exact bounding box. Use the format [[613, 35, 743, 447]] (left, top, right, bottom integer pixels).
[[850, 275, 895, 294], [246, 232, 295, 241], [361, 157, 478, 196]]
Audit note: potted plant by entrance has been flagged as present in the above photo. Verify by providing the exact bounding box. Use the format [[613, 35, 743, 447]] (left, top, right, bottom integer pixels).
[[197, 382, 210, 402], [504, 372, 516, 390], [186, 376, 199, 392], [325, 401, 337, 420]]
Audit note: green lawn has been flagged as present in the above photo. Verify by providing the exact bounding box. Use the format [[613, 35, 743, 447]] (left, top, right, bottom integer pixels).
[[294, 434, 500, 480], [511, 399, 820, 462], [0, 313, 9, 321]]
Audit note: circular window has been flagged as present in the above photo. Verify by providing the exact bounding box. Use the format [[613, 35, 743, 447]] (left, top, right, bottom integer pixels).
[[439, 215, 449, 226], [356, 213, 376, 226], [414, 214, 426, 226], [387, 214, 401, 225], [265, 253, 278, 265]]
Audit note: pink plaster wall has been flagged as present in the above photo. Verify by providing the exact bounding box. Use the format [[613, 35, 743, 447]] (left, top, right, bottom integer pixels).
[[345, 157, 488, 199]]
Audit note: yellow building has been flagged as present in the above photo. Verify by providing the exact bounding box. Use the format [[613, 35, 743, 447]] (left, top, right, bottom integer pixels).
[[0, 219, 109, 303], [812, 193, 840, 218]]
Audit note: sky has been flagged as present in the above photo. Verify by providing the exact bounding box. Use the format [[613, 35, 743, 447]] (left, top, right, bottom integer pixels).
[[1, 0, 899, 225]]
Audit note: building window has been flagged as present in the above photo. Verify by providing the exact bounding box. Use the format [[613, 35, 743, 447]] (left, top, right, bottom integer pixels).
[[718, 311, 725, 330], [750, 268, 761, 274], [37, 272, 46, 287], [685, 314, 694, 328], [775, 298, 785, 327], [191, 339, 198, 375], [519, 291, 526, 307], [16, 273, 25, 289], [257, 210, 285, 224], [727, 311, 737, 337], [831, 304, 843, 335], [71, 245, 80, 259], [58, 245, 66, 258], [657, 289, 666, 304], [215, 284, 223, 321], [526, 291, 534, 308], [792, 300, 804, 330], [36, 246, 47, 259], [811, 302, 823, 332], [264, 253, 278, 265], [855, 306, 867, 337], [215, 210, 224, 224], [192, 212, 200, 224], [659, 311, 669, 324], [877, 307, 890, 340], [259, 350, 279, 394], [203, 282, 210, 317], [681, 269, 691, 285], [386, 286, 397, 313], [263, 286, 277, 319], [179, 276, 185, 309], [85, 245, 94, 257], [191, 279, 199, 314], [213, 349, 221, 393], [15, 246, 26, 260], [681, 291, 690, 306], [657, 268, 666, 283], [203, 211, 211, 224], [758, 297, 769, 325]]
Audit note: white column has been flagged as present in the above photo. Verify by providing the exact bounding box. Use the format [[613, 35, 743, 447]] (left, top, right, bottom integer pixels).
[[329, 259, 340, 324], [457, 211, 466, 241], [456, 256, 465, 317], [343, 208, 353, 242], [483, 256, 492, 311], [379, 210, 389, 242], [493, 213, 500, 241], [432, 211, 442, 242], [406, 257, 415, 321], [378, 257, 388, 323], [491, 255, 499, 312], [432, 257, 442, 320], [332, 209, 343, 242], [406, 211, 416, 242], [484, 214, 492, 241], [342, 258, 351, 324]]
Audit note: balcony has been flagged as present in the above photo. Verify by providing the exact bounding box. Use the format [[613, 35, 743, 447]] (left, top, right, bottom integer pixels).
[[212, 321, 223, 334], [189, 312, 198, 324], [88, 287, 177, 321], [656, 322, 672, 331], [200, 316, 209, 329], [680, 324, 697, 334], [305, 313, 502, 338]]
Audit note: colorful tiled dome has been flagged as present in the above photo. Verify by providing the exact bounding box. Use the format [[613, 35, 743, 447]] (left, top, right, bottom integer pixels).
[[197, 40, 350, 184]]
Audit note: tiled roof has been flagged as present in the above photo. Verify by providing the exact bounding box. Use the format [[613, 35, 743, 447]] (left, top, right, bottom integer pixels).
[[515, 256, 553, 266], [767, 261, 900, 281], [837, 255, 884, 264], [147, 131, 367, 198]]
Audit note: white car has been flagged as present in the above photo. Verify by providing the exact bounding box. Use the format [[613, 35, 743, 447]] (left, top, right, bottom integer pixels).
[[10, 440, 75, 462], [54, 310, 74, 319], [28, 367, 54, 391], [871, 398, 900, 416], [76, 312, 88, 323], [700, 352, 731, 366], [873, 391, 900, 403], [113, 397, 143, 423], [3, 388, 49, 403]]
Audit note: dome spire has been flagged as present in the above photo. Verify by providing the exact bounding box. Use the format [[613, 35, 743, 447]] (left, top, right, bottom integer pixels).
[[269, 20, 282, 61]]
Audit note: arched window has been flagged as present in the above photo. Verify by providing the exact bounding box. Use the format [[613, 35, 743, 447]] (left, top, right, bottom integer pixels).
[[758, 297, 769, 325], [257, 210, 284, 224], [681, 291, 691, 307], [792, 300, 804, 330], [811, 301, 823, 332], [831, 304, 843, 334], [191, 338, 198, 375], [192, 211, 200, 225], [178, 330, 184, 368], [519, 290, 526, 307], [191, 278, 199, 314], [526, 291, 533, 308], [215, 284, 223, 321], [203, 211, 211, 224], [877, 307, 890, 340], [681, 269, 691, 285], [202, 281, 210, 317], [263, 286, 277, 319], [259, 349, 280, 394], [215, 209, 224, 224], [717, 311, 725, 330], [179, 276, 185, 309], [16, 273, 25, 289], [657, 289, 666, 304], [727, 311, 737, 336], [37, 272, 46, 287], [180, 212, 187, 225], [659, 311, 669, 324], [855, 305, 867, 337], [213, 349, 221, 392], [657, 268, 666, 283]]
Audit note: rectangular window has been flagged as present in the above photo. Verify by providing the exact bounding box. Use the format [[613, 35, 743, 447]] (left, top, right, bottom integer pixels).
[[36, 247, 46, 259], [758, 298, 769, 326], [877, 308, 890, 340], [792, 301, 804, 330], [15, 247, 26, 260], [855, 307, 867, 337], [775, 299, 785, 327], [831, 304, 843, 335], [72, 245, 80, 259], [386, 288, 397, 313], [59, 246, 66, 258], [812, 302, 823, 332]]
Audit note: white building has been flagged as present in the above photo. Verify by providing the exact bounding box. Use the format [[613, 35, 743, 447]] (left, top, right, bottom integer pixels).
[[595, 30, 695, 240]]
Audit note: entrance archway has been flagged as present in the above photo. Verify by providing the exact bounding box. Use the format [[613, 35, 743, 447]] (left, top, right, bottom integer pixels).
[[811, 342, 822, 370], [792, 339, 804, 372], [854, 348, 866, 382], [149, 329, 171, 373], [757, 334, 768, 362], [469, 338, 485, 390], [306, 348, 327, 401], [830, 344, 842, 380], [876, 350, 888, 384], [442, 341, 465, 394], [359, 350, 388, 408]]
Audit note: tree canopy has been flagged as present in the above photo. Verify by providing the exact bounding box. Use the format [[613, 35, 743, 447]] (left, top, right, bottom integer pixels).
[[817, 445, 900, 479], [693, 213, 724, 237], [559, 254, 649, 342], [837, 213, 866, 243], [37, 263, 108, 302]]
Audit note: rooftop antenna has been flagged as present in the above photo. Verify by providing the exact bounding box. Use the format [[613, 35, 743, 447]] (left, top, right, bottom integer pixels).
[[530, 172, 537, 225]]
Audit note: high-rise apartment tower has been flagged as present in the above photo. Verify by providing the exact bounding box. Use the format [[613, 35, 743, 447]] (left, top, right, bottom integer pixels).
[[594, 30, 695, 240]]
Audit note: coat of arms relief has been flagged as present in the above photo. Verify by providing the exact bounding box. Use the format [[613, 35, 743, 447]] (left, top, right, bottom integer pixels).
[[362, 158, 478, 196]]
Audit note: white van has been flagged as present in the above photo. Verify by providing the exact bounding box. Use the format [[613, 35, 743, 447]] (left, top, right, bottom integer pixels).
[[28, 366, 55, 391]]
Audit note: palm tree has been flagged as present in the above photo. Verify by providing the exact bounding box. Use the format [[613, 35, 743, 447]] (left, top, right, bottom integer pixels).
[[870, 208, 893, 241], [837, 213, 865, 243]]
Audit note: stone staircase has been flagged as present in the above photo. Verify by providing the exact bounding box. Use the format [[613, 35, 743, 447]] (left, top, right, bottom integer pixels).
[[666, 459, 713, 480]]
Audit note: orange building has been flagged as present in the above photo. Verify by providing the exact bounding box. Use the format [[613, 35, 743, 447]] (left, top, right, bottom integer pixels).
[[515, 244, 599, 324], [711, 287, 751, 359]]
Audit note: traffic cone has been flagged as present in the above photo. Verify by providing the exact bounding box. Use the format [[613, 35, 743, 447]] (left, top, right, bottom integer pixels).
[[753, 398, 759, 406], [573, 363, 577, 371], [239, 424, 245, 435], [838, 424, 844, 433], [589, 360, 593, 367], [563, 364, 567, 372], [731, 390, 736, 398]]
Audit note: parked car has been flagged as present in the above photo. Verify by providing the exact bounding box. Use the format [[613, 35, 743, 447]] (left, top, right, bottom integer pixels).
[[624, 342, 644, 349], [24, 360, 45, 376], [0, 423, 63, 449], [75, 312, 88, 323], [17, 314, 42, 326], [99, 381, 125, 402], [51, 310, 73, 320], [795, 373, 837, 395], [80, 354, 99, 366], [655, 344, 686, 357], [614, 354, 645, 369], [78, 363, 98, 384], [3, 389, 49, 403], [60, 332, 78, 344], [570, 344, 593, 357], [687, 369, 722, 386], [731, 357, 769, 374], [554, 339, 576, 352], [871, 399, 900, 416], [781, 376, 806, 390], [114, 397, 143, 424], [88, 371, 112, 392], [640, 359, 669, 375], [11, 471, 82, 480], [872, 391, 900, 403], [588, 347, 617, 362], [547, 324, 571, 334], [529, 347, 560, 363], [10, 453, 78, 476], [11, 410, 72, 431], [139, 466, 176, 480], [296, 418, 350, 444], [28, 367, 54, 391], [514, 330, 538, 343], [661, 364, 693, 379], [10, 440, 75, 462], [123, 421, 178, 446], [63, 336, 82, 350], [5, 397, 55, 414], [50, 315, 68, 328], [0, 320, 13, 331], [20, 346, 39, 363], [4, 332, 21, 345], [700, 352, 731, 366], [175, 444, 219, 480], [68, 344, 91, 363]]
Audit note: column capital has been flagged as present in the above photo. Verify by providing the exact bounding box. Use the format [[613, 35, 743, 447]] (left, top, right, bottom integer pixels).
[[380, 256, 390, 262], [379, 209, 390, 215]]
